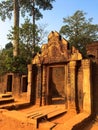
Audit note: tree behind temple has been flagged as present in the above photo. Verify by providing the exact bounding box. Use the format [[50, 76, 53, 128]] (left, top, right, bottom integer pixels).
[[0, 0, 19, 56], [0, 0, 55, 56], [20, 0, 55, 52], [60, 10, 98, 56], [7, 18, 48, 52]]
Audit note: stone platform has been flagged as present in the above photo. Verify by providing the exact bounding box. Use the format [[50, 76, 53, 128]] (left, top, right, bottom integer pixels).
[[26, 105, 67, 128]]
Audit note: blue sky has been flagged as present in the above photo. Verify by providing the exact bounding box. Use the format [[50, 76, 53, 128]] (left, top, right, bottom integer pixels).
[[0, 0, 98, 48]]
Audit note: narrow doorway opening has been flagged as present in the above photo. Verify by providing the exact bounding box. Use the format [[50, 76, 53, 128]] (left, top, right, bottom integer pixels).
[[7, 75, 12, 92], [22, 76, 27, 92], [48, 66, 65, 105]]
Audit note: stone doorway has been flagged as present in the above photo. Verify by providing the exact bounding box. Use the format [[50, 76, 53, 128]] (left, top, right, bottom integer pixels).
[[7, 75, 12, 92], [48, 66, 65, 105]]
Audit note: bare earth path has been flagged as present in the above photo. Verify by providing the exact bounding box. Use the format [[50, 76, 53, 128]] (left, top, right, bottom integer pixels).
[[0, 110, 35, 130], [0, 107, 98, 130]]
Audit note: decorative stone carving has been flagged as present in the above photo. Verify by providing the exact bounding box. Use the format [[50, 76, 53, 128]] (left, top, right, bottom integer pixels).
[[32, 31, 82, 64]]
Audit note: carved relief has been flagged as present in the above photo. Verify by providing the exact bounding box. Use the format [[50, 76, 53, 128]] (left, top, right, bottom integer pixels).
[[32, 31, 82, 64]]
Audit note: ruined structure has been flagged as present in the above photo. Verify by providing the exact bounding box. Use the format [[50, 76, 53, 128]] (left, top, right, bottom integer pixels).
[[86, 41, 98, 115], [0, 31, 97, 129], [0, 31, 95, 116], [27, 31, 92, 114], [0, 73, 28, 101]]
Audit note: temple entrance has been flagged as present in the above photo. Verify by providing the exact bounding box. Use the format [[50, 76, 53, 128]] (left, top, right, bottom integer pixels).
[[48, 66, 65, 105], [7, 75, 12, 92]]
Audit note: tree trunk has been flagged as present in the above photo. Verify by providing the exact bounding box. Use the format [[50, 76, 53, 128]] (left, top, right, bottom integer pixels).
[[13, 0, 19, 56], [32, 0, 35, 53]]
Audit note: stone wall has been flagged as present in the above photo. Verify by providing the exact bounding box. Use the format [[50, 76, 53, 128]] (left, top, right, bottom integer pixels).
[[0, 73, 28, 101], [0, 74, 7, 93], [86, 42, 98, 115]]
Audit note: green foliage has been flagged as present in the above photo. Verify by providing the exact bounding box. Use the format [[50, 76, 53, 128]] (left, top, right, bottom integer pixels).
[[0, 0, 54, 56], [7, 18, 47, 51], [19, 19, 39, 45], [20, 0, 55, 20], [0, 0, 54, 75], [60, 10, 98, 56], [0, 44, 13, 75], [0, 0, 13, 21], [0, 42, 41, 75], [0, 0, 55, 21]]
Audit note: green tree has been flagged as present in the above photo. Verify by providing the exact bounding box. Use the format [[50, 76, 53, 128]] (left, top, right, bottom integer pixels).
[[0, 0, 55, 55], [19, 0, 55, 51], [13, 0, 19, 56], [0, 42, 13, 75], [1, 18, 49, 75], [0, 0, 19, 56], [7, 18, 47, 52], [0, 42, 35, 75], [60, 10, 98, 56]]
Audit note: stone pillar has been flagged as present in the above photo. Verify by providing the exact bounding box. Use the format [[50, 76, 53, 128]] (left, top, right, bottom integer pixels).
[[41, 65, 47, 106], [27, 64, 32, 102], [82, 59, 92, 113], [64, 65, 68, 109], [12, 73, 21, 99], [69, 61, 76, 110], [36, 64, 42, 106]]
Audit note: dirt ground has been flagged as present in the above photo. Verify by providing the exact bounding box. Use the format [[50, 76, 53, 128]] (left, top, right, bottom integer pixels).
[[0, 111, 35, 130], [0, 107, 98, 130]]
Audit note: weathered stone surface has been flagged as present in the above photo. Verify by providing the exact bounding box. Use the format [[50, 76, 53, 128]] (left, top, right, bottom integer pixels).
[[0, 31, 94, 119], [32, 31, 82, 64], [70, 46, 82, 60], [28, 31, 93, 115], [86, 42, 98, 115]]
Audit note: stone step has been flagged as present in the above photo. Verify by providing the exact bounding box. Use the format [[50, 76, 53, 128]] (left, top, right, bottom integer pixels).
[[0, 101, 30, 110], [0, 97, 14, 105], [0, 93, 12, 98], [1, 93, 12, 98]]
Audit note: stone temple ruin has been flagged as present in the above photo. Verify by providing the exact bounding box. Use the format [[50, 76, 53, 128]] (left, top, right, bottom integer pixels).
[[0, 31, 98, 129], [28, 31, 91, 113]]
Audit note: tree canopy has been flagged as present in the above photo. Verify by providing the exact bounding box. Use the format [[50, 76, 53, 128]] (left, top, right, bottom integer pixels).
[[0, 19, 48, 75], [0, 0, 55, 56], [0, 0, 55, 21], [60, 10, 98, 56], [0, 17, 49, 75], [7, 18, 47, 51], [20, 0, 55, 20], [0, 41, 41, 75]]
